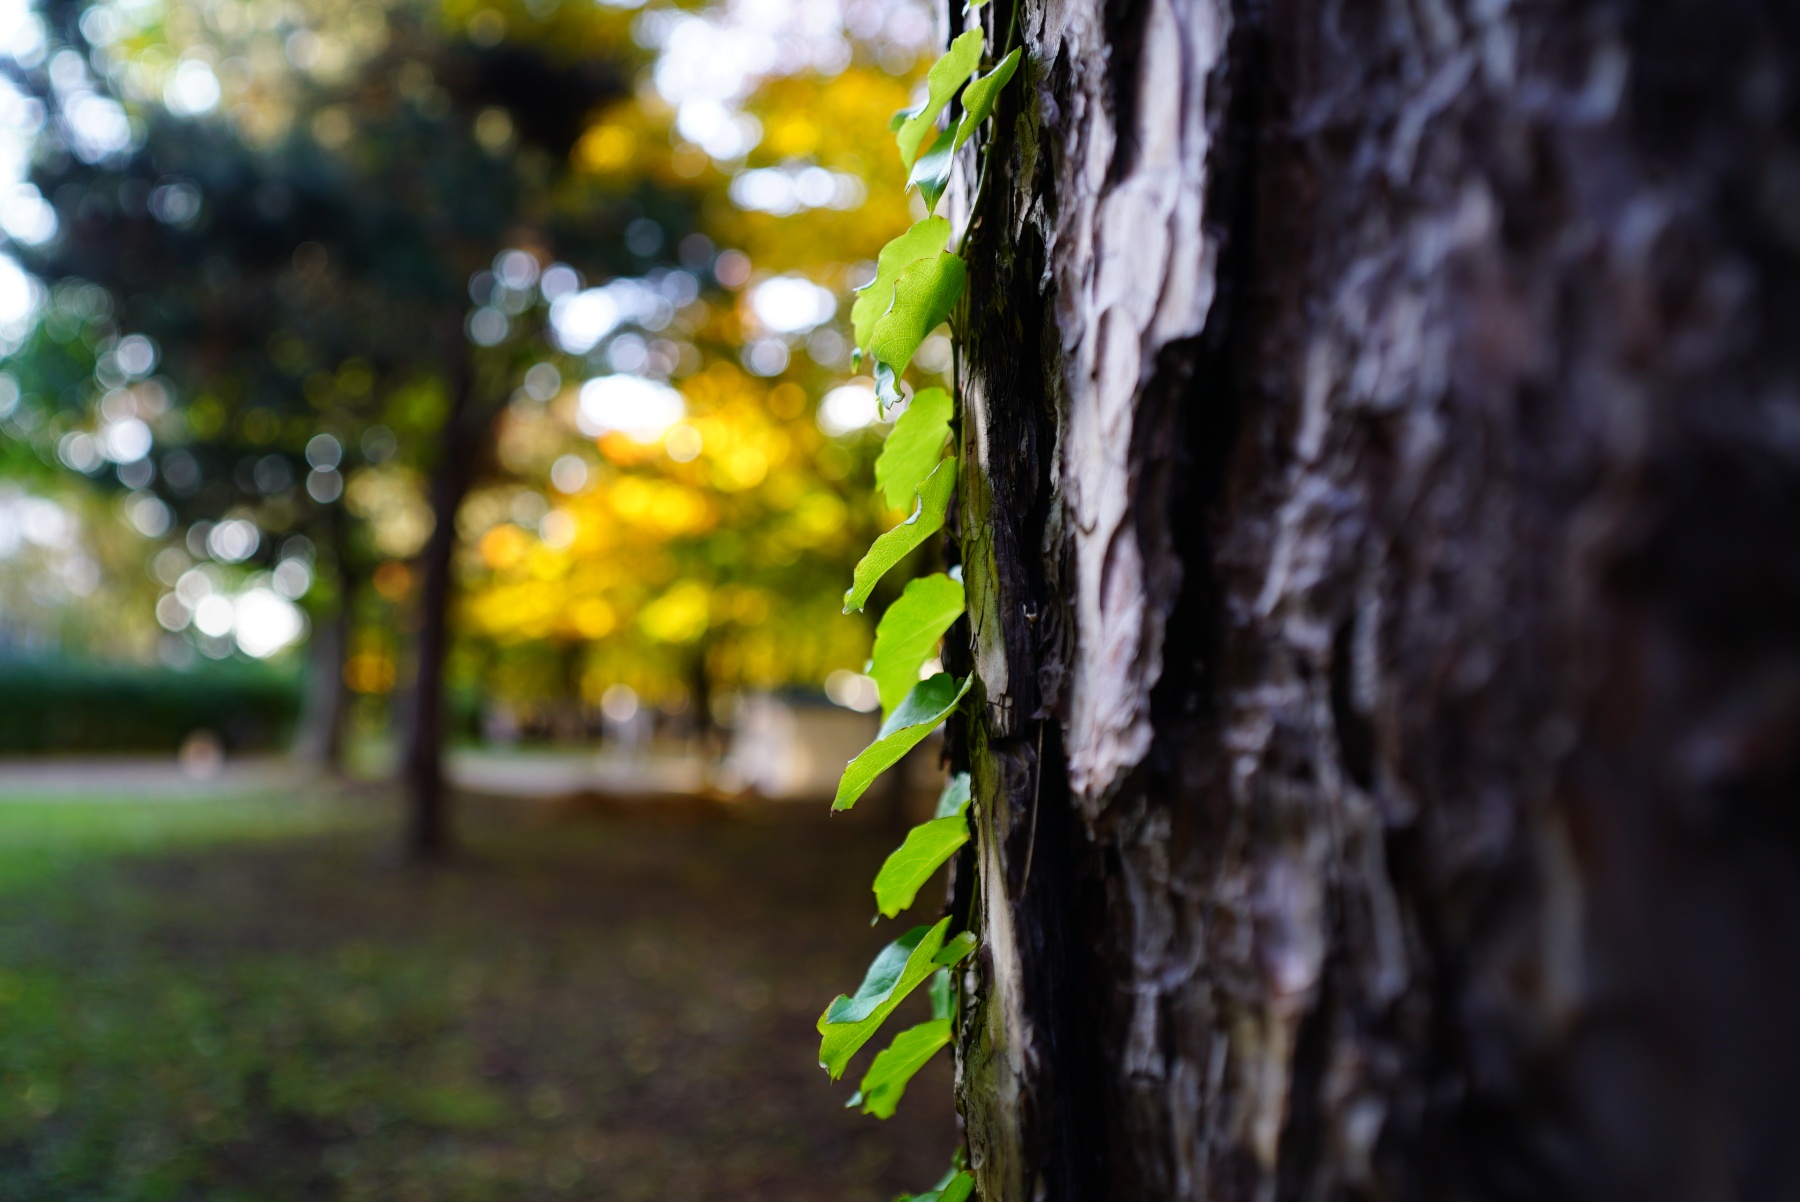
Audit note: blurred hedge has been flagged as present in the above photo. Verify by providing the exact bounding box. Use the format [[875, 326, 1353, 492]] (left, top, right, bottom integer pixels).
[[0, 658, 303, 755]]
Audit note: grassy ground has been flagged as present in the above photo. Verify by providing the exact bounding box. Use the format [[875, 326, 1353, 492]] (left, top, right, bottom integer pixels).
[[0, 787, 956, 1201]]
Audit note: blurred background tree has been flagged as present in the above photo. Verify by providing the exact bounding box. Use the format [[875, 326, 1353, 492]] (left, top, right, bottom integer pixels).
[[0, 0, 976, 1194], [0, 0, 949, 854]]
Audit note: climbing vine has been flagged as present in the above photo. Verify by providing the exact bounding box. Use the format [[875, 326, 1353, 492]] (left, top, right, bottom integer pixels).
[[812, 6, 1020, 1201]]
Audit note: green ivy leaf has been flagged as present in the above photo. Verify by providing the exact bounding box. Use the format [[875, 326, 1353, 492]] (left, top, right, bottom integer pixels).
[[832, 672, 971, 812], [908, 48, 1022, 211], [899, 1167, 962, 1202], [869, 252, 966, 405], [854, 1018, 952, 1118], [908, 129, 957, 213], [956, 47, 1022, 142], [874, 387, 954, 511], [932, 1172, 977, 1202], [826, 920, 941, 1025], [928, 967, 953, 1019], [874, 813, 970, 918], [879, 673, 969, 743], [903, 1170, 978, 1202], [935, 771, 972, 818], [851, 218, 952, 353], [936, 930, 978, 968], [895, 29, 985, 168], [819, 925, 978, 1081], [818, 917, 949, 1078], [843, 457, 957, 614], [869, 572, 964, 715]]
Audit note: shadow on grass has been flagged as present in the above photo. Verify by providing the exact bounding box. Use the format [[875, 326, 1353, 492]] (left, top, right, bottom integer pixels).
[[0, 789, 956, 1202]]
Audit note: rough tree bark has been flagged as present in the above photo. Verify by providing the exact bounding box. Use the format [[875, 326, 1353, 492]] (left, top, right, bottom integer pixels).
[[949, 0, 1800, 1199]]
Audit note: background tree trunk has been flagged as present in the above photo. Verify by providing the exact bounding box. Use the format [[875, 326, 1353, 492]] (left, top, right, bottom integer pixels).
[[403, 359, 484, 859], [295, 578, 354, 773], [951, 1, 1800, 1199], [294, 506, 359, 776]]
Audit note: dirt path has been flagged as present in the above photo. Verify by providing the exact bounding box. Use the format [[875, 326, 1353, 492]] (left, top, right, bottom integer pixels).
[[0, 796, 957, 1201]]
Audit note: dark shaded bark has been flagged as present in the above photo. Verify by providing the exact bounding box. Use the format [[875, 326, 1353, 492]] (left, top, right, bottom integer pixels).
[[402, 358, 486, 859], [952, 0, 1800, 1199]]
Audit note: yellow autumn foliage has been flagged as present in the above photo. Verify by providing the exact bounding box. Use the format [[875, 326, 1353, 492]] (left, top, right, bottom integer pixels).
[[452, 19, 947, 708]]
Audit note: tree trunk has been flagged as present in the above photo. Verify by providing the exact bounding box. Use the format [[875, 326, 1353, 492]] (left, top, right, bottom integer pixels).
[[951, 1, 1800, 1200], [294, 506, 358, 775], [402, 359, 484, 860], [295, 581, 353, 773]]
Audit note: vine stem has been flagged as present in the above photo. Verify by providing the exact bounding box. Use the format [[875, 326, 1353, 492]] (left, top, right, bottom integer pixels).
[[955, 155, 993, 260], [951, 312, 962, 419], [816, 12, 1023, 1182], [1018, 718, 1044, 899], [999, 0, 1020, 60]]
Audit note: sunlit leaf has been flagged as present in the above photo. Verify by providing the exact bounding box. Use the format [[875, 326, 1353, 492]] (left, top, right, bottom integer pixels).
[[908, 129, 957, 213], [868, 253, 966, 405], [818, 917, 949, 1078], [869, 571, 964, 715], [873, 812, 970, 917], [875, 387, 954, 511], [894, 30, 985, 168], [852, 218, 953, 353], [844, 457, 957, 614], [908, 48, 1022, 211], [935, 771, 972, 819], [832, 672, 971, 812], [855, 1018, 952, 1118], [955, 48, 1022, 145]]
